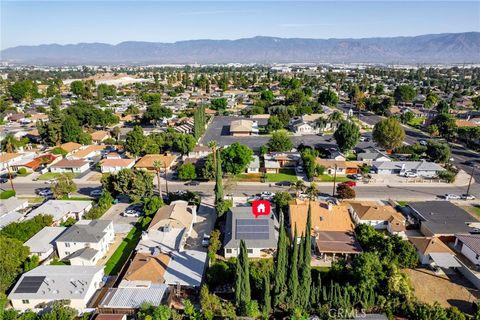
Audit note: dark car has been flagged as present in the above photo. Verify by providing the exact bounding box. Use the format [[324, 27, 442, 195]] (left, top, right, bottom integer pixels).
[[0, 177, 8, 184], [464, 160, 479, 167], [275, 181, 292, 187], [185, 181, 200, 186]]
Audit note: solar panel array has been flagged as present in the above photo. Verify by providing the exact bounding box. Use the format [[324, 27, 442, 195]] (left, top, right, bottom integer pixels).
[[15, 276, 45, 294], [236, 219, 269, 240]]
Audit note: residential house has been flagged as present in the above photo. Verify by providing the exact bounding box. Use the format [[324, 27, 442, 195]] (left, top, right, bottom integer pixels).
[[55, 220, 115, 265], [407, 201, 476, 238], [13, 154, 60, 173], [223, 206, 278, 258], [137, 200, 196, 254], [122, 252, 171, 285], [26, 200, 93, 225], [100, 158, 135, 173], [24, 227, 67, 261], [329, 150, 346, 161], [69, 145, 105, 161], [0, 153, 26, 173], [134, 154, 177, 172], [8, 265, 104, 312], [246, 155, 260, 173], [455, 234, 480, 266], [372, 161, 444, 178], [50, 159, 90, 174], [264, 152, 300, 174], [315, 159, 363, 175], [290, 119, 318, 135], [60, 142, 82, 155], [315, 231, 363, 261], [356, 150, 391, 163], [349, 202, 406, 238], [230, 119, 259, 136], [91, 130, 111, 144], [187, 146, 211, 159], [162, 250, 207, 287], [0, 197, 29, 229], [409, 237, 460, 268]]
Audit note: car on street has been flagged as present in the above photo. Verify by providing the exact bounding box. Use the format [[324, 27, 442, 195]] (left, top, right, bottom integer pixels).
[[44, 179, 56, 184], [184, 181, 200, 186], [275, 181, 292, 186], [38, 189, 53, 197], [0, 177, 8, 183], [359, 136, 370, 142], [348, 174, 363, 180], [461, 194, 476, 200], [261, 191, 275, 200], [340, 181, 357, 187], [419, 139, 428, 146], [247, 195, 260, 202], [90, 189, 103, 197], [444, 193, 461, 200], [403, 171, 418, 178], [296, 166, 304, 173], [202, 234, 211, 247]]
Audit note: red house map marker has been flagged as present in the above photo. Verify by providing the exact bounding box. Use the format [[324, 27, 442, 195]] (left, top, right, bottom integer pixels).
[[252, 200, 271, 218]]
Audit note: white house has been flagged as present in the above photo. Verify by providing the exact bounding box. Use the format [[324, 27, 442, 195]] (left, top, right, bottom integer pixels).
[[246, 155, 260, 174], [50, 159, 90, 174], [24, 226, 67, 262], [372, 161, 444, 178], [55, 220, 114, 266], [455, 234, 480, 266], [100, 158, 135, 173], [8, 265, 104, 312], [349, 202, 406, 238], [187, 146, 211, 159], [26, 200, 93, 225], [223, 207, 278, 258], [0, 197, 29, 229]]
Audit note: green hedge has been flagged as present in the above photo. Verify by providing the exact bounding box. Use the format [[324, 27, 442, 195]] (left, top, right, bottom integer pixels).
[[0, 190, 16, 199]]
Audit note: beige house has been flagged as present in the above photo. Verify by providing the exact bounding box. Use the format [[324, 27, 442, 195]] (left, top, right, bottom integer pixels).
[[134, 154, 176, 172], [230, 119, 259, 136], [91, 130, 111, 144], [348, 202, 406, 238]]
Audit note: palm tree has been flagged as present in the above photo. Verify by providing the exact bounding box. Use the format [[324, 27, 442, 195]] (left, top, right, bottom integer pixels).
[[289, 180, 306, 197], [153, 160, 163, 198], [305, 182, 318, 201], [327, 111, 343, 130]]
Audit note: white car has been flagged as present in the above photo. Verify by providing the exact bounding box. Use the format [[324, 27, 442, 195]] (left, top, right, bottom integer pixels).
[[445, 193, 460, 200], [123, 210, 141, 217], [38, 189, 53, 197], [403, 171, 418, 178], [461, 194, 476, 200], [261, 192, 275, 199], [419, 139, 428, 146], [90, 189, 103, 197], [296, 166, 304, 173], [202, 234, 211, 247], [44, 179, 56, 184]]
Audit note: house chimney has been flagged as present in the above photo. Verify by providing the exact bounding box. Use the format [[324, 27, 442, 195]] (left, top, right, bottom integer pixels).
[[328, 203, 333, 211]]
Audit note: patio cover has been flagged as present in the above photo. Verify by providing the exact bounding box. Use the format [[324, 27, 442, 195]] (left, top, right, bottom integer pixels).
[[429, 253, 461, 268]]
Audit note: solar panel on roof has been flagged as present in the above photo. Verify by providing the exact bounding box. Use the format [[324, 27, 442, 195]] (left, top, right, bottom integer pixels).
[[235, 219, 270, 240], [15, 276, 45, 293]]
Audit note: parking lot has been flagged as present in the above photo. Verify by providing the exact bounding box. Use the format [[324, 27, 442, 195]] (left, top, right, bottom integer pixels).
[[102, 202, 139, 234], [200, 116, 376, 151]]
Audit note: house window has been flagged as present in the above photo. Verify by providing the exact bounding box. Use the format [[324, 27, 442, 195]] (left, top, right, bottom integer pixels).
[[65, 251, 70, 255], [476, 254, 479, 260], [226, 249, 232, 254], [65, 243, 70, 248], [247, 249, 253, 254], [22, 300, 29, 304]]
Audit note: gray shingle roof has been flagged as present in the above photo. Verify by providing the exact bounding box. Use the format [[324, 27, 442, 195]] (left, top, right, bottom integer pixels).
[[372, 161, 443, 171], [408, 201, 475, 235], [68, 247, 99, 260], [456, 233, 480, 255], [56, 220, 111, 243], [224, 207, 278, 249]]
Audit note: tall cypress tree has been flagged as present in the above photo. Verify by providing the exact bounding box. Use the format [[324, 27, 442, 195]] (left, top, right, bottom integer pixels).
[[235, 251, 243, 306], [214, 149, 223, 205], [288, 225, 299, 308], [299, 204, 312, 310], [235, 240, 251, 313], [273, 209, 288, 309], [263, 273, 271, 315]]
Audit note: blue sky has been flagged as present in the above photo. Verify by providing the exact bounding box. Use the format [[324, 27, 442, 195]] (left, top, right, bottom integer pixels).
[[1, 1, 479, 49]]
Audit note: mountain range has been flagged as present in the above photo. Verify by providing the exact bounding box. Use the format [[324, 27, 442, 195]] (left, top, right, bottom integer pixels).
[[1, 32, 479, 65]]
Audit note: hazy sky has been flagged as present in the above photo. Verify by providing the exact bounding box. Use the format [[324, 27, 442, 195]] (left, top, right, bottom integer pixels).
[[1, 1, 479, 49]]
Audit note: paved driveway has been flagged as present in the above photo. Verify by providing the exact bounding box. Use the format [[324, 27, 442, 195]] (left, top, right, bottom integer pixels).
[[102, 203, 138, 234], [185, 196, 217, 251]]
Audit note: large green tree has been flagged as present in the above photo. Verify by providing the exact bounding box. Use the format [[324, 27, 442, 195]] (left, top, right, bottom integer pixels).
[[333, 121, 360, 152], [393, 85, 416, 103], [273, 210, 288, 308], [178, 163, 197, 180], [52, 173, 77, 199], [235, 240, 251, 314], [426, 140, 451, 163], [221, 142, 253, 175], [125, 126, 146, 157], [268, 130, 293, 152], [288, 226, 299, 308], [372, 117, 405, 150]]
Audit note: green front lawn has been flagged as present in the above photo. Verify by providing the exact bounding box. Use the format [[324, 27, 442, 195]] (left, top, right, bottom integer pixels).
[[265, 169, 298, 182], [15, 172, 31, 177], [37, 172, 77, 180], [396, 201, 409, 207], [407, 117, 425, 128], [316, 175, 351, 182], [104, 219, 147, 275], [464, 206, 480, 218]]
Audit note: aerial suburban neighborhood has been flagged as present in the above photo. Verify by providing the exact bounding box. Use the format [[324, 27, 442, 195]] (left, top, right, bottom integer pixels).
[[1, 1, 480, 320]]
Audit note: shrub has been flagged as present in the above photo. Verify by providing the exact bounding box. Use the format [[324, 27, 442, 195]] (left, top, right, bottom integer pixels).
[[52, 147, 68, 157], [336, 184, 356, 199], [17, 168, 27, 175], [439, 170, 457, 183], [0, 190, 15, 199]]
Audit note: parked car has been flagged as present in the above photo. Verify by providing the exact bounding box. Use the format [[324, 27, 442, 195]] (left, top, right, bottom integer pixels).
[[348, 174, 363, 180], [359, 136, 370, 142], [340, 181, 357, 187], [403, 171, 418, 178], [202, 234, 211, 247], [296, 166, 304, 173], [123, 210, 141, 217], [184, 181, 200, 186], [44, 179, 56, 184], [275, 181, 292, 186], [38, 189, 53, 197], [90, 189, 103, 197], [419, 139, 428, 146], [261, 191, 275, 200], [444, 193, 460, 200], [247, 195, 260, 202], [461, 194, 476, 200], [0, 177, 8, 184]]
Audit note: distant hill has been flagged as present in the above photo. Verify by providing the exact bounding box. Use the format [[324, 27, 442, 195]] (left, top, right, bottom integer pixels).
[[1, 32, 479, 65]]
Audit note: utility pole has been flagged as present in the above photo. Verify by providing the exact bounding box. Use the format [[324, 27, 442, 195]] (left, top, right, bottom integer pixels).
[[164, 162, 169, 195], [332, 164, 338, 197], [466, 165, 476, 197]]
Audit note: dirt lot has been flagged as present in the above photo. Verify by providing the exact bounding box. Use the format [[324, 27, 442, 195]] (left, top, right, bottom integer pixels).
[[405, 268, 479, 312]]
